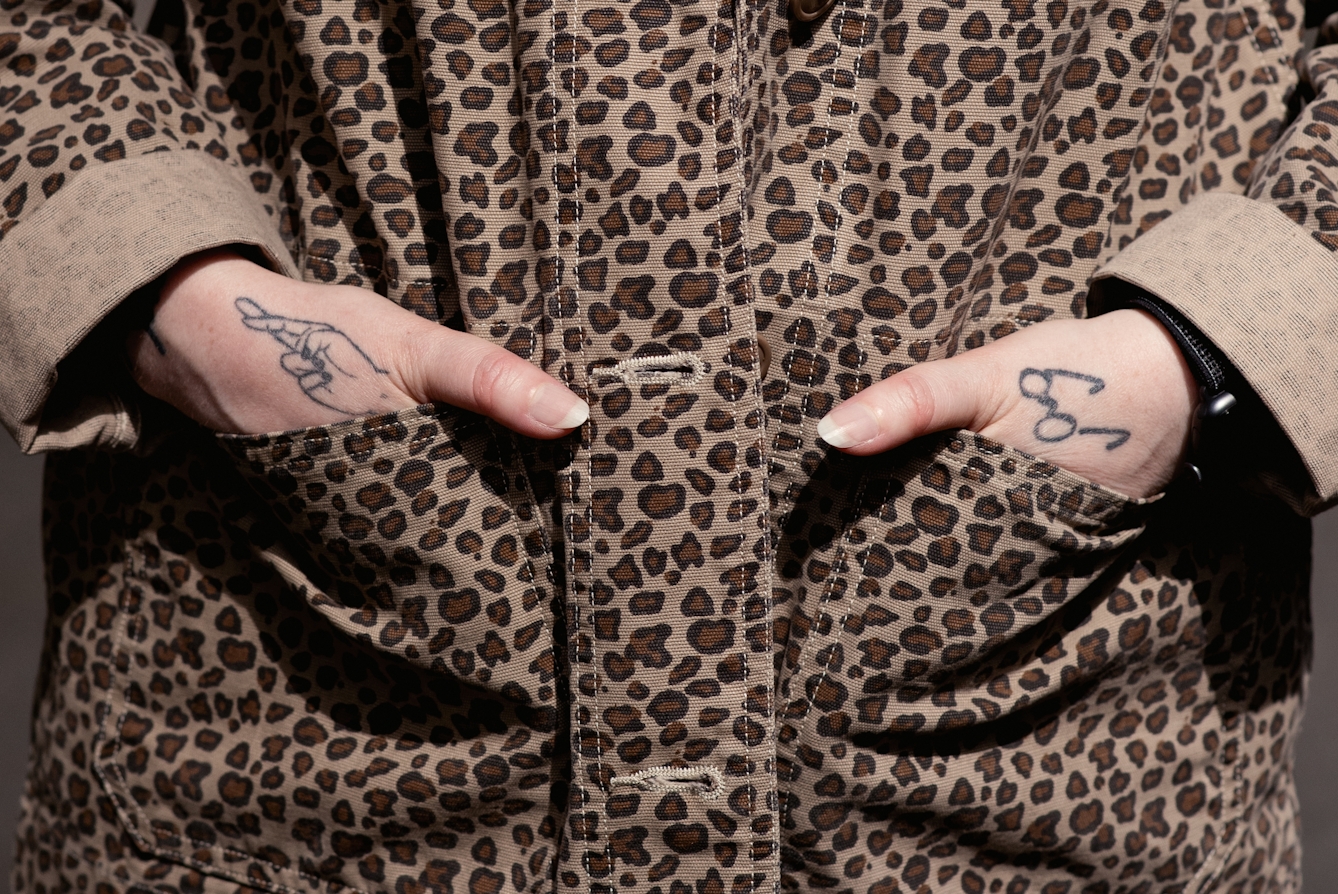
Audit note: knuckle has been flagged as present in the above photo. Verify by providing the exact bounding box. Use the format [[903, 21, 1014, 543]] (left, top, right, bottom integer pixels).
[[469, 349, 523, 409], [894, 368, 940, 431]]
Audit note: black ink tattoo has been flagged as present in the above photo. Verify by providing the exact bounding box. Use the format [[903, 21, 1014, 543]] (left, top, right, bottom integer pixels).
[[144, 321, 167, 356], [1018, 368, 1131, 450], [237, 297, 388, 415]]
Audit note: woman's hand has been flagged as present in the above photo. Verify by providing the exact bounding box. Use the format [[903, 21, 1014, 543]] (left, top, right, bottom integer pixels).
[[127, 250, 589, 437], [816, 310, 1198, 498]]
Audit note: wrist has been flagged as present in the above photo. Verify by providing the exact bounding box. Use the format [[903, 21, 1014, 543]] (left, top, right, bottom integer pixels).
[[1097, 282, 1238, 482], [158, 248, 276, 315], [126, 249, 281, 409]]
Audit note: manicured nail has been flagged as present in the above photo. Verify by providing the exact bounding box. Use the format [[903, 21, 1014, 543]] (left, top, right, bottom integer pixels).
[[530, 385, 590, 429], [817, 404, 880, 448]]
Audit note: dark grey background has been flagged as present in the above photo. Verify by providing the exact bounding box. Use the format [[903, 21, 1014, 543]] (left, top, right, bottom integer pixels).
[[0, 438, 1335, 884]]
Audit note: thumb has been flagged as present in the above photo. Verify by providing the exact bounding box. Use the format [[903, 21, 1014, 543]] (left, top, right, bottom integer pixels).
[[395, 325, 589, 439], [816, 353, 1000, 455]]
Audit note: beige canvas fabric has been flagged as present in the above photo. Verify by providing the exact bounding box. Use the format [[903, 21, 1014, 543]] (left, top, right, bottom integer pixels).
[[0, 0, 1329, 890], [1095, 192, 1338, 509], [2, 151, 297, 453]]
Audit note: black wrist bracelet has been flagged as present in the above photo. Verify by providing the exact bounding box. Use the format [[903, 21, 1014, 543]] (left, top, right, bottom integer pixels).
[[1103, 284, 1238, 483]]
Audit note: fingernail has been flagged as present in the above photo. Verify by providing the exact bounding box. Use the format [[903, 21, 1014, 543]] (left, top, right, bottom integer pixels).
[[530, 385, 590, 430], [817, 404, 880, 448]]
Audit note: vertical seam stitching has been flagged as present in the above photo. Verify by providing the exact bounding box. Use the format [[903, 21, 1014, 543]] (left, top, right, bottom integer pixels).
[[548, 2, 595, 887], [555, 2, 603, 880], [727, 0, 777, 886], [776, 0, 858, 830]]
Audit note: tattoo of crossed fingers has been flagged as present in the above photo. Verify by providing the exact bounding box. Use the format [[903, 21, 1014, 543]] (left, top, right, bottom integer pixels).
[[236, 297, 389, 416], [1018, 368, 1131, 450]]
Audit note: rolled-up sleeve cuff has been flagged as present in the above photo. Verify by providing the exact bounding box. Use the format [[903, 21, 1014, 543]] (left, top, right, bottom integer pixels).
[[0, 151, 298, 454], [1093, 192, 1338, 502]]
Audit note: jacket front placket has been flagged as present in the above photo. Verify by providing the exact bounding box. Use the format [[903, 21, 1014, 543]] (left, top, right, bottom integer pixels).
[[515, 0, 782, 887]]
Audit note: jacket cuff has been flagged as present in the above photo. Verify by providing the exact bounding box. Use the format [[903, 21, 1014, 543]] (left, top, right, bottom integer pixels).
[[1093, 192, 1338, 504], [0, 151, 298, 454]]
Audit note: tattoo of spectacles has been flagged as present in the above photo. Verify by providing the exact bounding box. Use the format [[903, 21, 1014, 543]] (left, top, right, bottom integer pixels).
[[1018, 367, 1130, 450]]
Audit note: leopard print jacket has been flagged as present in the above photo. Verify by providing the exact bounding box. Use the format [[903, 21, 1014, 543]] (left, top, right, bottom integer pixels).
[[0, 0, 1328, 890]]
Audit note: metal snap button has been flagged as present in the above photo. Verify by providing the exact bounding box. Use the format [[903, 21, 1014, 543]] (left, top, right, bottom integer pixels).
[[789, 0, 836, 22]]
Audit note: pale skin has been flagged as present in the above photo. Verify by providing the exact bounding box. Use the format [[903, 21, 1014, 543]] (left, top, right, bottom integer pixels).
[[128, 250, 591, 439], [129, 251, 1195, 499], [813, 310, 1197, 498]]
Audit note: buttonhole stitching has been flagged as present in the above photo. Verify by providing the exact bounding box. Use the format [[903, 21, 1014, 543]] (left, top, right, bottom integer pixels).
[[608, 765, 725, 799], [591, 352, 708, 386]]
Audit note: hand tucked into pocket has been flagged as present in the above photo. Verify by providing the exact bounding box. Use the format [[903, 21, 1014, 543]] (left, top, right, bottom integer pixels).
[[127, 250, 589, 437], [816, 310, 1198, 498]]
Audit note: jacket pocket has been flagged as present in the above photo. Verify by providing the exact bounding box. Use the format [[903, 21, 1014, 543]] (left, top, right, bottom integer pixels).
[[94, 404, 563, 894], [775, 430, 1154, 740], [216, 404, 557, 688]]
